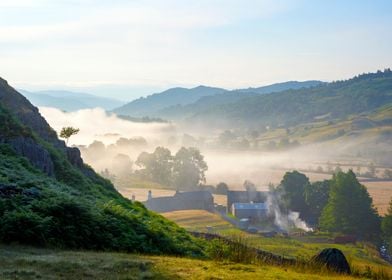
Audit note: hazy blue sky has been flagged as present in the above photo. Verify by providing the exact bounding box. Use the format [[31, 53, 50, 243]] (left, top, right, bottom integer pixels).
[[1, 0, 391, 100]]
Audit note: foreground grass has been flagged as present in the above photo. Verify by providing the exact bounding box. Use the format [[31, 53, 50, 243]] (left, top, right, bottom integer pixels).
[[0, 245, 359, 280]]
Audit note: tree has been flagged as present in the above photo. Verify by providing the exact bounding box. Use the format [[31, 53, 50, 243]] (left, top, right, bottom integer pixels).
[[277, 171, 310, 218], [60, 127, 79, 144], [383, 169, 392, 180], [304, 180, 330, 225], [135, 147, 173, 186], [319, 170, 380, 240], [173, 147, 208, 191], [216, 182, 229, 194], [243, 180, 257, 193], [219, 130, 236, 146], [382, 200, 392, 254]]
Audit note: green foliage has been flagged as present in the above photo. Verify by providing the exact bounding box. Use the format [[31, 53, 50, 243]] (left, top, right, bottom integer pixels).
[[136, 147, 173, 186], [277, 171, 310, 217], [173, 147, 208, 190], [304, 180, 330, 224], [319, 171, 380, 240], [382, 200, 392, 254], [59, 126, 79, 144], [0, 103, 205, 256], [216, 182, 229, 194], [0, 105, 32, 138], [183, 69, 392, 129], [0, 146, 204, 255]]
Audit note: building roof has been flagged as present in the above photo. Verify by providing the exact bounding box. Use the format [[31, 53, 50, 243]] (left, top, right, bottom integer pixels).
[[232, 202, 268, 210]]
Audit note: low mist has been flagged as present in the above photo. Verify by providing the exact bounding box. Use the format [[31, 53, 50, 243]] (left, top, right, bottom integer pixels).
[[39, 107, 175, 146], [39, 107, 385, 189]]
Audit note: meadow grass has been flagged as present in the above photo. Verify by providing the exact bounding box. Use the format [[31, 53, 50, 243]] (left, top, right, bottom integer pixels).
[[0, 244, 363, 280]]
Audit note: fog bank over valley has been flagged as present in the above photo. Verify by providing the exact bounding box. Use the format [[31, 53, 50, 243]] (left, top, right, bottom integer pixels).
[[40, 106, 387, 189]]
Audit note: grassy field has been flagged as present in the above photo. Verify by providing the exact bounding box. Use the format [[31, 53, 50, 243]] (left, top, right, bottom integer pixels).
[[163, 210, 392, 278], [162, 210, 234, 232], [0, 245, 365, 280], [365, 181, 392, 215]]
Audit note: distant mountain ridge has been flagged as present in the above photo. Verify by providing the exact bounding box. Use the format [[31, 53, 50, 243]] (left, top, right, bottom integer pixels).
[[232, 80, 323, 94], [114, 85, 227, 117], [19, 89, 124, 111], [185, 69, 392, 129], [113, 81, 323, 117]]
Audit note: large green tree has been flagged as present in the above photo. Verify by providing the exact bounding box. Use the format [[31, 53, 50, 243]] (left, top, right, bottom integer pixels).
[[173, 147, 208, 191], [304, 180, 330, 225], [278, 171, 310, 217], [319, 170, 380, 240]]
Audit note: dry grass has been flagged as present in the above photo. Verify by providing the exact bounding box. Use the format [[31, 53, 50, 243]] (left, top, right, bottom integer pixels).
[[162, 210, 234, 232], [364, 181, 392, 215], [0, 244, 361, 280]]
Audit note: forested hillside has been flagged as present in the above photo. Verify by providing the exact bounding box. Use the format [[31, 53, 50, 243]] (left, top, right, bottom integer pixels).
[[184, 70, 392, 129]]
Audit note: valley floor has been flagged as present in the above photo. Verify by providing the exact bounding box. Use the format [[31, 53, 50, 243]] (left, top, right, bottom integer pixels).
[[0, 245, 359, 280]]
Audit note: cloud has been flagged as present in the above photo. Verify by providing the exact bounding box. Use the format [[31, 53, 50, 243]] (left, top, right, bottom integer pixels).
[[0, 0, 290, 43], [38, 107, 175, 146]]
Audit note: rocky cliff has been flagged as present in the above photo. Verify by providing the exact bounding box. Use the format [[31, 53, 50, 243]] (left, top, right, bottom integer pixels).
[[0, 77, 84, 175]]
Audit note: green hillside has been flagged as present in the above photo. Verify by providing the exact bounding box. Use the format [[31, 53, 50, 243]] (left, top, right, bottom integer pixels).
[[0, 78, 203, 255], [182, 70, 392, 129]]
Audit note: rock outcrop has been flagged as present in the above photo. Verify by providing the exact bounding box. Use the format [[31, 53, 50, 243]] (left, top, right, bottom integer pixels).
[[66, 147, 84, 169], [312, 248, 351, 274], [0, 77, 86, 174], [6, 137, 55, 176], [0, 78, 63, 148]]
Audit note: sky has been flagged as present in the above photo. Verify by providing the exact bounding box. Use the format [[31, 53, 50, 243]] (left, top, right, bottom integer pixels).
[[0, 0, 392, 100]]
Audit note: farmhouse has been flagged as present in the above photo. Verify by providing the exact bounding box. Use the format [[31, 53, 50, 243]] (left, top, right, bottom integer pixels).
[[144, 190, 214, 213], [232, 202, 268, 220], [227, 190, 267, 212]]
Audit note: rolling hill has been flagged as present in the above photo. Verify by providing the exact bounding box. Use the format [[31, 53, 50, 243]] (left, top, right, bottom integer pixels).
[[113, 85, 227, 117], [113, 81, 322, 117]]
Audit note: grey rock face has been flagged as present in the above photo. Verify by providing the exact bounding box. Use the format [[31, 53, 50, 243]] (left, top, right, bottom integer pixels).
[[0, 77, 66, 151], [67, 147, 84, 168], [7, 137, 54, 176]]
